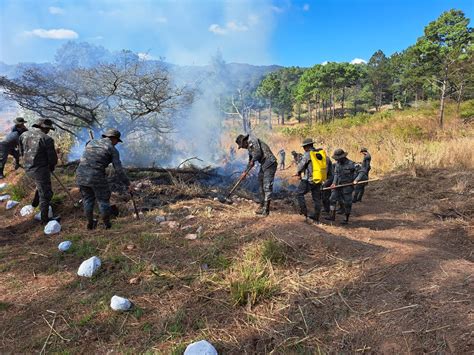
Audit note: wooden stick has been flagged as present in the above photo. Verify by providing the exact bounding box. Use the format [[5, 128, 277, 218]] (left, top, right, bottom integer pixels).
[[40, 314, 56, 355], [377, 304, 419, 315], [322, 178, 380, 191]]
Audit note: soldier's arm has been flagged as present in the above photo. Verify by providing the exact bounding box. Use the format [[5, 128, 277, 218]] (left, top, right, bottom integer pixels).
[[248, 138, 263, 164], [45, 137, 58, 171], [111, 147, 130, 186], [296, 152, 310, 175]]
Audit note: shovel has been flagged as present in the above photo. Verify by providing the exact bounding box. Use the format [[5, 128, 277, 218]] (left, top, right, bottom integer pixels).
[[51, 171, 81, 208]]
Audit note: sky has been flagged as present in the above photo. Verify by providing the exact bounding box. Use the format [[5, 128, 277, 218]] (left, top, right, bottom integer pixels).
[[0, 0, 473, 67]]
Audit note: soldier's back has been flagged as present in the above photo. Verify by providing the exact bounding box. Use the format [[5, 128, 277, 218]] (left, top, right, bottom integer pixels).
[[76, 138, 114, 186], [20, 130, 50, 171]]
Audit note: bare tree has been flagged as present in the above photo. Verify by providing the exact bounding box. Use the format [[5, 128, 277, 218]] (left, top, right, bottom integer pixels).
[[0, 59, 192, 137]]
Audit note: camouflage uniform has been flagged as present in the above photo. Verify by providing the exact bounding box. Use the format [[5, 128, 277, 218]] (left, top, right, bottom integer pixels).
[[322, 161, 335, 213], [278, 149, 286, 170], [353, 151, 371, 202], [0, 132, 20, 178], [329, 157, 356, 216], [19, 128, 58, 224], [296, 147, 332, 221], [245, 136, 277, 205], [76, 137, 130, 227]]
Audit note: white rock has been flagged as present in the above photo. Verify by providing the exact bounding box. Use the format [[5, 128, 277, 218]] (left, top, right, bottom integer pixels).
[[44, 220, 61, 234], [20, 205, 35, 216], [0, 183, 7, 190], [184, 215, 196, 220], [161, 220, 180, 229], [184, 340, 218, 355], [110, 295, 132, 311], [58, 241, 72, 252], [196, 226, 203, 236], [34, 206, 53, 221], [77, 256, 101, 277], [0, 194, 11, 201], [155, 215, 166, 223], [6, 200, 19, 210], [185, 234, 198, 240]]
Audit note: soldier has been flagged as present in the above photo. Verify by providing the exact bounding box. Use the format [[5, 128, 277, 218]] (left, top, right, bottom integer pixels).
[[294, 138, 332, 223], [0, 117, 28, 179], [353, 147, 371, 203], [278, 148, 286, 170], [19, 119, 58, 225], [291, 150, 303, 166], [76, 129, 130, 230], [325, 149, 356, 224], [235, 134, 277, 216]]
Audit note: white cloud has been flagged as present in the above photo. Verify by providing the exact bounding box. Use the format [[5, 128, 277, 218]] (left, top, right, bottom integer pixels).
[[321, 61, 329, 65], [48, 6, 64, 15], [350, 58, 367, 64], [209, 20, 250, 35], [271, 6, 285, 13], [156, 16, 168, 24], [303, 4, 310, 11], [25, 28, 79, 40]]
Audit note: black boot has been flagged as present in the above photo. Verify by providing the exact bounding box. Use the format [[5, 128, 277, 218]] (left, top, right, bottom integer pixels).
[[32, 190, 40, 208], [341, 214, 350, 225], [86, 211, 98, 230], [310, 212, 321, 224], [256, 200, 270, 216], [40, 206, 50, 225], [325, 210, 336, 221], [0, 167, 4, 179], [102, 213, 112, 229]]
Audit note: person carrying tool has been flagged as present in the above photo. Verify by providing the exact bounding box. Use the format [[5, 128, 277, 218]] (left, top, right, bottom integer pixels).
[[0, 117, 28, 179], [19, 119, 58, 225], [325, 148, 356, 224], [353, 147, 371, 203], [278, 148, 286, 170], [76, 128, 131, 230], [294, 138, 332, 224], [235, 134, 277, 216]]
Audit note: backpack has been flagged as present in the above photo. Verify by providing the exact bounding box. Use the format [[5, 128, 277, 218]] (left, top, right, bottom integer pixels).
[[309, 149, 328, 184]]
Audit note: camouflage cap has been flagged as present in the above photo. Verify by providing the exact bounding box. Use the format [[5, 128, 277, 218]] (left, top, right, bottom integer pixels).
[[235, 134, 249, 149], [360, 147, 368, 153], [14, 117, 26, 125], [332, 148, 348, 160], [301, 138, 315, 147], [32, 118, 55, 130], [102, 128, 123, 143]]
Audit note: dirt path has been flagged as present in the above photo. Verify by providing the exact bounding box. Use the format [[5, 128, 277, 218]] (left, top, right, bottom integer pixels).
[[0, 172, 472, 353]]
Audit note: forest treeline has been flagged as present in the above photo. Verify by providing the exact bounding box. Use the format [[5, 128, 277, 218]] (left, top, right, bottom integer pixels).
[[251, 9, 473, 128]]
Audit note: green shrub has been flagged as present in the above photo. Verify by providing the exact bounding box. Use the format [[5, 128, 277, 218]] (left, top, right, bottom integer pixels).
[[261, 239, 287, 264], [6, 184, 28, 201], [460, 99, 474, 120], [393, 123, 425, 141]]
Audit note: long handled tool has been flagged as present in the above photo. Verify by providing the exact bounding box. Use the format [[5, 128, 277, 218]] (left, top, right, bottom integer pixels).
[[322, 178, 380, 191], [226, 168, 251, 199], [51, 171, 81, 208], [129, 190, 140, 220]]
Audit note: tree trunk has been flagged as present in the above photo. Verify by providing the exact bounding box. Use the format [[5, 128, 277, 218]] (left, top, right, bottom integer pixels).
[[341, 87, 345, 117], [307, 101, 312, 125], [331, 86, 335, 121], [297, 103, 301, 123], [456, 82, 464, 115], [258, 108, 261, 124], [268, 99, 272, 129], [439, 73, 447, 129], [281, 111, 285, 125]]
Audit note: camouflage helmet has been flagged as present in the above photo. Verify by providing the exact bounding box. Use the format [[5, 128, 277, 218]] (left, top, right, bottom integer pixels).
[[332, 148, 348, 160], [32, 118, 55, 130], [102, 128, 123, 143], [235, 134, 249, 149], [301, 138, 315, 147], [360, 147, 368, 153], [14, 117, 26, 125]]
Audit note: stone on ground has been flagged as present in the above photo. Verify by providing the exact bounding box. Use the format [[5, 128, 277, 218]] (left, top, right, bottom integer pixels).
[[20, 205, 35, 216], [184, 340, 218, 355], [58, 241, 72, 252], [110, 295, 132, 311], [6, 200, 19, 210], [44, 220, 61, 234], [0, 194, 11, 201], [155, 215, 166, 223], [77, 256, 101, 277], [0, 182, 7, 190]]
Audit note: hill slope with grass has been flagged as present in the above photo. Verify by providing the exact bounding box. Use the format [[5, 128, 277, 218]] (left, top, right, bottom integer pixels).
[[0, 102, 473, 353]]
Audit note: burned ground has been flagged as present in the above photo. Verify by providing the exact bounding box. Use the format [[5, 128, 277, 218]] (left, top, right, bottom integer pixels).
[[0, 166, 473, 354]]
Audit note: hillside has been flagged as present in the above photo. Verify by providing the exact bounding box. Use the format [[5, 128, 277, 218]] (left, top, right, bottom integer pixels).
[[0, 105, 472, 353]]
